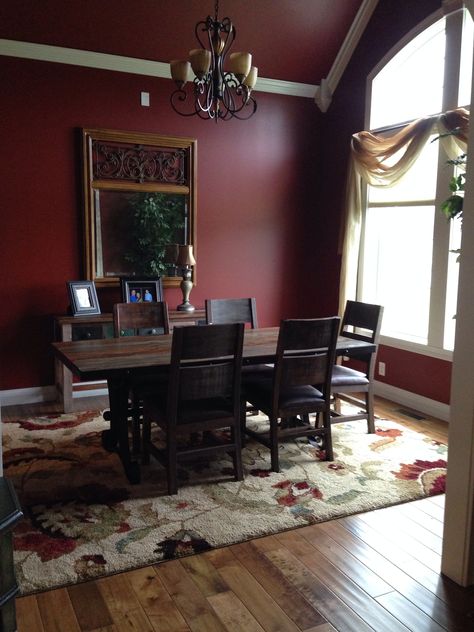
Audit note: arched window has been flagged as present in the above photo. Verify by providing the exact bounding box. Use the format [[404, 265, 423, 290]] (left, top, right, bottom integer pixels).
[[358, 7, 472, 355]]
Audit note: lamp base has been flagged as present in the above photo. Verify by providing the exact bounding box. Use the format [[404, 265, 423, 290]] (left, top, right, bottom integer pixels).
[[177, 302, 195, 312]]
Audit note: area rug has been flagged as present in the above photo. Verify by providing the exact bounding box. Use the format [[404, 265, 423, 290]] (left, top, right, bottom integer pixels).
[[3, 410, 447, 595]]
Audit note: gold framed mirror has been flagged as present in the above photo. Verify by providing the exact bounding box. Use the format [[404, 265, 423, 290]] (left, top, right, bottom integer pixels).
[[82, 128, 197, 288]]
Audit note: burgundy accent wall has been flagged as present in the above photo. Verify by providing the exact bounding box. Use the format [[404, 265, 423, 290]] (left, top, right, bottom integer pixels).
[[0, 55, 321, 391], [1, 0, 453, 408], [377, 345, 451, 404]]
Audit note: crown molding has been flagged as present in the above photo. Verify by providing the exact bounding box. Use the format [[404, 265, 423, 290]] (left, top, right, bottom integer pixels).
[[0, 38, 171, 77], [0, 38, 317, 100], [315, 0, 379, 111], [255, 77, 317, 98]]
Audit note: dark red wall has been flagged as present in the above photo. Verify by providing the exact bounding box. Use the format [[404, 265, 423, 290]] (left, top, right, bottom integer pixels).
[[0, 0, 452, 406], [0, 55, 322, 390]]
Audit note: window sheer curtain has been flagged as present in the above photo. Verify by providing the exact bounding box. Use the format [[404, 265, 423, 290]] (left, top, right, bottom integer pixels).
[[339, 107, 469, 313]]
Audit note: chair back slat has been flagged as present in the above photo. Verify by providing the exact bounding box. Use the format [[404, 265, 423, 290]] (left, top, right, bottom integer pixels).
[[179, 363, 235, 400], [113, 302, 170, 337], [274, 317, 340, 400], [205, 298, 258, 328], [340, 300, 383, 344], [280, 354, 330, 389], [168, 323, 244, 410], [172, 323, 242, 360]]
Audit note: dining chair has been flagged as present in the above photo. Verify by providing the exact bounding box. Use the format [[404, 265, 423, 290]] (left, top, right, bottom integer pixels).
[[242, 317, 340, 473], [206, 297, 263, 415], [142, 322, 245, 495], [109, 302, 170, 457], [330, 300, 384, 433], [205, 297, 258, 328], [113, 301, 170, 337]]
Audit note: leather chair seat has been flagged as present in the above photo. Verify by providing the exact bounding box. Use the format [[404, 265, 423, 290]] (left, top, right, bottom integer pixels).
[[331, 365, 369, 387], [245, 376, 324, 413]]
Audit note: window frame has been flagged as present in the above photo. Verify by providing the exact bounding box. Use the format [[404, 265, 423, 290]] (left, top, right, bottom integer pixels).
[[357, 6, 471, 359]]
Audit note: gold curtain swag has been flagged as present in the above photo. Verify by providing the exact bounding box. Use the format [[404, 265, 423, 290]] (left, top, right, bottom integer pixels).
[[339, 107, 469, 314]]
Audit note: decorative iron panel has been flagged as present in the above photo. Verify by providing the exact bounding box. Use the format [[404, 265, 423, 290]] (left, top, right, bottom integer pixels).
[[92, 141, 186, 184]]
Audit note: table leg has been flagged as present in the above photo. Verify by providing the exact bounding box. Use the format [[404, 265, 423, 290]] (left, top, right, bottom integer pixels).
[[55, 323, 73, 413], [102, 376, 141, 484]]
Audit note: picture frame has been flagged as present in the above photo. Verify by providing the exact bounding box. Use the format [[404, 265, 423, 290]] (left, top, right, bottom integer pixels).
[[67, 280, 101, 316], [120, 277, 164, 304]]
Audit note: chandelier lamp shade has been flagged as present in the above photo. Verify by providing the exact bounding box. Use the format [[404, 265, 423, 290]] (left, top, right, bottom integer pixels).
[[169, 0, 257, 121]]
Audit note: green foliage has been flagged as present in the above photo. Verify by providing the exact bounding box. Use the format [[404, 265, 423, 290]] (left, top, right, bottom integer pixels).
[[440, 152, 467, 221], [124, 192, 185, 275]]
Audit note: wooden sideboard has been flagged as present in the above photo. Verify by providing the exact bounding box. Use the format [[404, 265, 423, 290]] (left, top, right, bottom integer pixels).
[[54, 309, 206, 412]]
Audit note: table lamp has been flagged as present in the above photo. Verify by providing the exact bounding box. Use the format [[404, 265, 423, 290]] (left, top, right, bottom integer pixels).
[[176, 245, 196, 312]]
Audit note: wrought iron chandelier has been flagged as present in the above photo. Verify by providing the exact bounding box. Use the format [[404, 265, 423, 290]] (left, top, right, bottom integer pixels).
[[169, 0, 257, 121]]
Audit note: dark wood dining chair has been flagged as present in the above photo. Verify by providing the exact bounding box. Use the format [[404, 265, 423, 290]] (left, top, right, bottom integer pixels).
[[142, 323, 245, 495], [206, 297, 262, 415], [110, 302, 170, 456], [242, 317, 340, 472], [113, 301, 170, 337], [205, 297, 258, 328], [330, 300, 384, 433]]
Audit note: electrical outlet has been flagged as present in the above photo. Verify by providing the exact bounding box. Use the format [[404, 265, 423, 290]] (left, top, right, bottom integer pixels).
[[378, 361, 386, 376], [141, 91, 150, 106]]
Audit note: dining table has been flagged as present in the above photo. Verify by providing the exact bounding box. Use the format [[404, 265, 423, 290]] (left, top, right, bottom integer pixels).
[[52, 327, 376, 483]]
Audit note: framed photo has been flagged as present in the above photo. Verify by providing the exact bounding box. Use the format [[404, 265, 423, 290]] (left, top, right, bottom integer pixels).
[[67, 280, 101, 316], [120, 277, 164, 304]]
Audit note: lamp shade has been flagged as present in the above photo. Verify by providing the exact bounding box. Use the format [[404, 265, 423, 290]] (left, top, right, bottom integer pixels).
[[243, 66, 258, 89], [170, 60, 191, 85], [228, 52, 252, 80], [189, 49, 212, 78], [176, 245, 196, 266]]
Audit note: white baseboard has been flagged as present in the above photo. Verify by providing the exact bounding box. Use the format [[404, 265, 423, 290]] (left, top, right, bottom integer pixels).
[[0, 384, 108, 407], [74, 387, 108, 399], [0, 385, 57, 406], [374, 381, 450, 422], [1, 382, 450, 421]]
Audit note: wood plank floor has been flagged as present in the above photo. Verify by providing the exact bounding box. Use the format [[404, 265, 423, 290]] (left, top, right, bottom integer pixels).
[[4, 396, 474, 632]]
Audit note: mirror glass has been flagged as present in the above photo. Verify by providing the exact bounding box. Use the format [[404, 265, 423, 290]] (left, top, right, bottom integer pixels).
[[82, 128, 197, 288]]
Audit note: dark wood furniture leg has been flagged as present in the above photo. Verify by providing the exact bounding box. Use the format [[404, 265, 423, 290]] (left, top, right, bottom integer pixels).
[[103, 375, 141, 484]]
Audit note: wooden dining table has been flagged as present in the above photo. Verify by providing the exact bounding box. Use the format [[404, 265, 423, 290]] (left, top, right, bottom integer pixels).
[[52, 327, 376, 483]]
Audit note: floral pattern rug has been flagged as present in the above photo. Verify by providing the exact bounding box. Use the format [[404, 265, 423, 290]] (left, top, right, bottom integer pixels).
[[3, 410, 447, 595]]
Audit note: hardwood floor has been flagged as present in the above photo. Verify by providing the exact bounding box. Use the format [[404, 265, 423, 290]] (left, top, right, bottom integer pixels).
[[5, 396, 474, 631]]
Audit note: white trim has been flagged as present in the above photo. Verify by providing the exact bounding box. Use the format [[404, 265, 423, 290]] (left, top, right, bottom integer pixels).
[[0, 386, 57, 407], [380, 335, 454, 361], [374, 380, 450, 421], [74, 387, 108, 399], [256, 77, 317, 98], [327, 0, 379, 94], [0, 38, 317, 100], [0, 38, 171, 77], [0, 384, 108, 407], [315, 0, 379, 111]]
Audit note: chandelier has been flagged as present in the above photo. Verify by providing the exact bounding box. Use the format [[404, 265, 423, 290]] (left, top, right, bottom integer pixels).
[[169, 0, 257, 121]]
